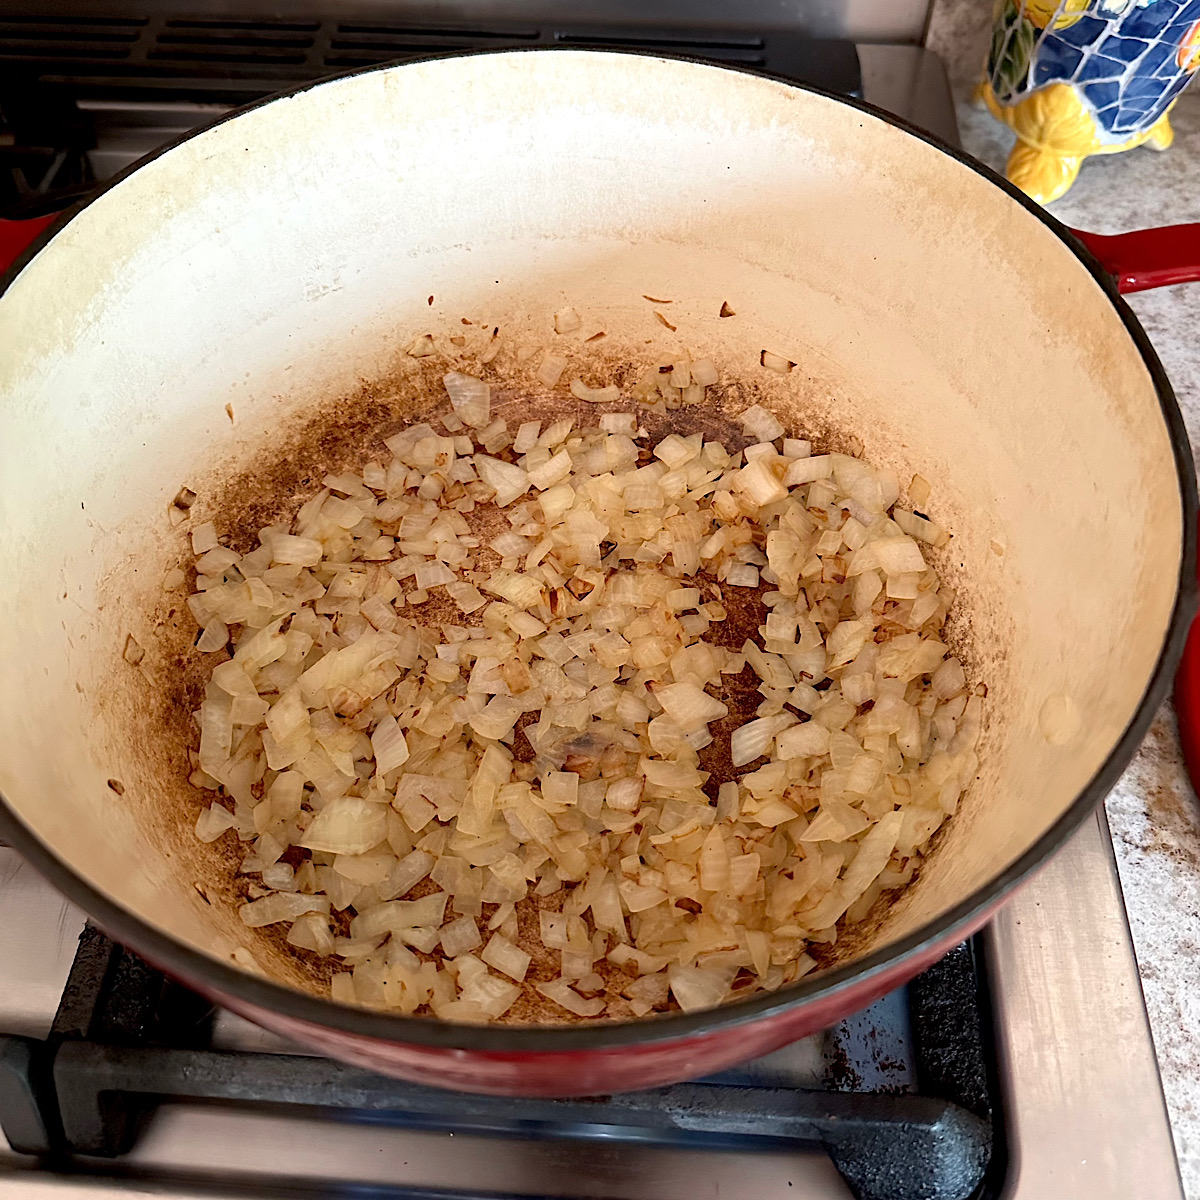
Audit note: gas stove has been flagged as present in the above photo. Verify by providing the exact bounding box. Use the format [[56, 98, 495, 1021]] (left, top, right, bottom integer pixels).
[[0, 14, 1185, 1200]]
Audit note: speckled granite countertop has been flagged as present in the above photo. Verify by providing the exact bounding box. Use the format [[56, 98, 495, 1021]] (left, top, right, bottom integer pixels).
[[927, 3, 1200, 1192]]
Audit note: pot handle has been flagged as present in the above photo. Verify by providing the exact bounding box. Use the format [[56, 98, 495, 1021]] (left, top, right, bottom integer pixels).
[[0, 214, 59, 276], [1070, 224, 1200, 294]]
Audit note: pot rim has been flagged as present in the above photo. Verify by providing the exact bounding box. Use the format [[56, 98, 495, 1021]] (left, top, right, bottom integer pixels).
[[1, 46, 1195, 1054]]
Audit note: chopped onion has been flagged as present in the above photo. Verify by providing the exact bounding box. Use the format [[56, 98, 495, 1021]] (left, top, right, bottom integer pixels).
[[195, 803, 237, 843], [760, 351, 795, 374], [837, 809, 903, 909], [776, 722, 830, 759], [301, 798, 388, 855], [190, 522, 219, 554], [186, 331, 979, 1031], [440, 915, 483, 957], [537, 354, 568, 388], [513, 421, 541, 453], [460, 972, 520, 1018], [475, 456, 530, 507], [442, 372, 491, 428], [569, 379, 621, 404], [353, 893, 448, 939], [370, 716, 410, 775], [195, 620, 229, 653], [333, 849, 394, 885], [378, 849, 434, 902], [482, 933, 531, 982], [735, 459, 786, 507], [858, 536, 927, 578], [739, 405, 784, 442], [536, 979, 605, 1017], [261, 863, 295, 891], [932, 657, 966, 699], [698, 826, 731, 892], [667, 963, 734, 1013], [893, 507, 948, 547], [655, 681, 728, 731], [271, 535, 323, 567], [415, 561, 455, 590], [527, 449, 572, 490], [554, 307, 581, 334], [731, 716, 781, 767], [240, 892, 329, 928], [288, 912, 335, 955], [801, 798, 869, 842], [783, 455, 833, 487], [726, 564, 760, 588]]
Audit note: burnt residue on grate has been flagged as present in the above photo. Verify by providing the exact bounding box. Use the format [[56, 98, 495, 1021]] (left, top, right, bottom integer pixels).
[[908, 941, 992, 1120]]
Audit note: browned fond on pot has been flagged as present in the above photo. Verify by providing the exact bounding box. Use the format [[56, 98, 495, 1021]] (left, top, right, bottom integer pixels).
[[101, 329, 985, 1023]]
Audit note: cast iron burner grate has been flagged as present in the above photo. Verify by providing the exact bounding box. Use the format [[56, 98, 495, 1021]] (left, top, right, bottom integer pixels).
[[0, 926, 996, 1200], [0, 15, 858, 220], [0, 15, 860, 104]]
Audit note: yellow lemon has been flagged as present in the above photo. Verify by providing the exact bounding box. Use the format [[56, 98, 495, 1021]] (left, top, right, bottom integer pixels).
[[1022, 0, 1090, 30]]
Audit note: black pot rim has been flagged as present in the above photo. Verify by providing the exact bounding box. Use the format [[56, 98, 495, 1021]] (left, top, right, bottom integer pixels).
[[1, 46, 1196, 1056]]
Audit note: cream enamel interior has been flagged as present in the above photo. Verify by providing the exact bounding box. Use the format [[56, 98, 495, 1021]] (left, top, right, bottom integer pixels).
[[0, 52, 1182, 1006]]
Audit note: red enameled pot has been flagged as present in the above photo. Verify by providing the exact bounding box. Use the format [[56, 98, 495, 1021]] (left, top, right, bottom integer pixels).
[[1, 50, 1197, 1096]]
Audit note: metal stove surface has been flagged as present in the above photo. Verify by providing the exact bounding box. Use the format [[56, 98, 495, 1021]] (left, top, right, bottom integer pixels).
[[0, 38, 1184, 1200], [0, 809, 1180, 1199]]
